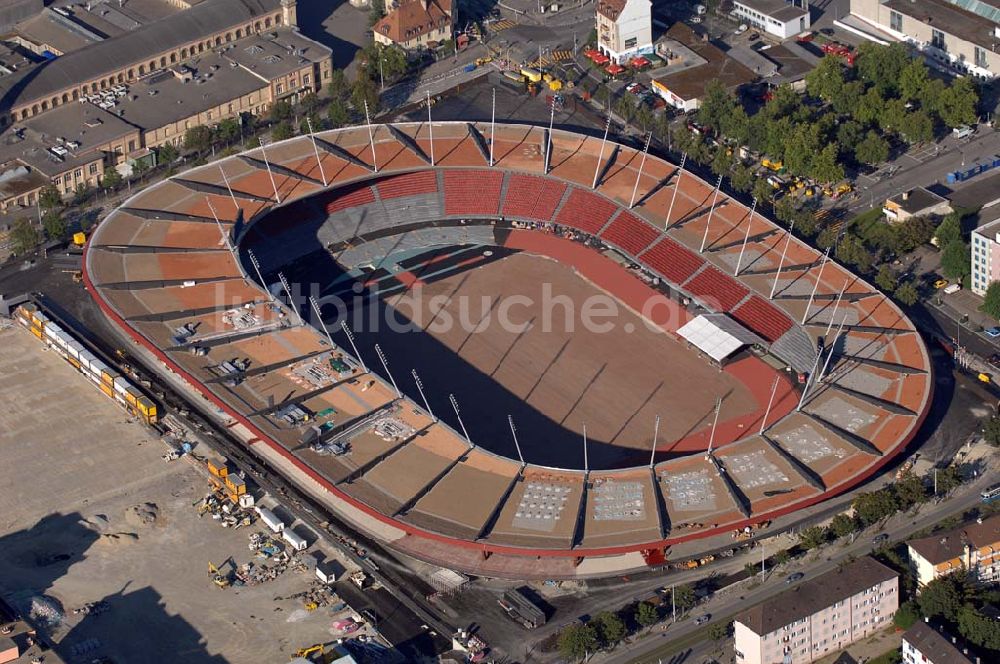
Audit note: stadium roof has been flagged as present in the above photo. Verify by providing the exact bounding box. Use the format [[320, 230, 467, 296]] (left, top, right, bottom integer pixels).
[[678, 314, 763, 363]]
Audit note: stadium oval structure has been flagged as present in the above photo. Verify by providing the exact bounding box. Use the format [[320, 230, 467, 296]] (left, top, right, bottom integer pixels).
[[84, 122, 932, 575]]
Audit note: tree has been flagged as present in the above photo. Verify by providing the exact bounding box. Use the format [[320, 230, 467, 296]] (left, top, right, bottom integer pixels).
[[269, 100, 294, 123], [327, 69, 349, 102], [917, 575, 967, 622], [351, 76, 379, 114], [38, 184, 62, 210], [299, 112, 324, 135], [836, 233, 873, 273], [899, 59, 930, 102], [773, 549, 791, 565], [934, 465, 962, 494], [298, 92, 320, 115], [101, 166, 122, 190], [957, 605, 1000, 650], [799, 526, 828, 550], [157, 142, 179, 165], [836, 121, 864, 156], [895, 216, 936, 253], [894, 601, 920, 630], [936, 77, 978, 128], [855, 131, 890, 166], [183, 125, 214, 153], [980, 281, 1000, 320], [635, 601, 659, 629], [367, 0, 385, 28], [809, 144, 844, 184], [41, 209, 66, 240], [671, 585, 697, 613], [856, 42, 909, 95], [216, 118, 242, 144], [875, 265, 898, 292], [614, 92, 636, 121], [894, 472, 928, 508], [981, 414, 1000, 446], [830, 514, 858, 539], [853, 87, 885, 126], [707, 621, 730, 641], [900, 111, 934, 145], [805, 56, 846, 102], [711, 148, 734, 177], [730, 163, 754, 193], [72, 183, 90, 206], [940, 240, 970, 281], [753, 178, 775, 207], [895, 281, 919, 306], [595, 611, 627, 646], [271, 121, 294, 141], [832, 80, 865, 117], [853, 489, 898, 526], [10, 219, 40, 254], [878, 98, 908, 134], [558, 623, 599, 661], [936, 213, 963, 248], [327, 99, 350, 128]]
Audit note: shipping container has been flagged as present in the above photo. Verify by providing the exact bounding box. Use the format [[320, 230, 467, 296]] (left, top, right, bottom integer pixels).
[[113, 376, 130, 395], [282, 529, 307, 551], [100, 383, 115, 398], [44, 322, 63, 340], [207, 460, 228, 478], [255, 507, 284, 533], [101, 369, 116, 386], [30, 326, 43, 339], [67, 341, 83, 360], [137, 397, 157, 422], [225, 475, 246, 495], [124, 387, 139, 407]]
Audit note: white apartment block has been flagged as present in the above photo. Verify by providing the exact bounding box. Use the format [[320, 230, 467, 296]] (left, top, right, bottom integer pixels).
[[732, 0, 811, 40], [902, 621, 974, 664], [734, 557, 899, 664], [971, 218, 1000, 296], [906, 514, 1000, 587], [849, 0, 1000, 80], [595, 0, 653, 64]]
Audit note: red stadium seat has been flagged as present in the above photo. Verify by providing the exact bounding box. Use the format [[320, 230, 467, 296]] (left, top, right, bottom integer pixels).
[[501, 173, 566, 221], [639, 237, 705, 285], [600, 211, 660, 257], [444, 170, 503, 216], [685, 267, 749, 311], [732, 295, 794, 342], [377, 171, 439, 200], [554, 188, 617, 234], [323, 185, 375, 214]]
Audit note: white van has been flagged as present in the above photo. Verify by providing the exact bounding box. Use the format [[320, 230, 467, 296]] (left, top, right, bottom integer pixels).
[[953, 125, 974, 140], [943, 283, 961, 294]]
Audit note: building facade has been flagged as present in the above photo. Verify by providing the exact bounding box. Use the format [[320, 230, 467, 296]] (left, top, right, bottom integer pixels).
[[902, 621, 973, 664], [849, 0, 1000, 80], [971, 218, 1000, 295], [732, 0, 811, 40], [734, 557, 899, 664], [882, 187, 953, 224], [596, 0, 653, 64], [907, 514, 1000, 587], [372, 0, 453, 50]]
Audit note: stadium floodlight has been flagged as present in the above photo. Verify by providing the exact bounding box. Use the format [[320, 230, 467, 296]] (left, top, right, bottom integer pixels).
[[374, 343, 401, 398], [629, 132, 652, 209], [825, 281, 848, 338], [734, 197, 757, 276], [339, 320, 368, 373], [699, 175, 724, 253], [664, 153, 687, 229], [449, 394, 473, 446], [411, 369, 436, 422], [427, 90, 435, 167], [508, 415, 525, 466], [218, 163, 241, 214], [802, 247, 831, 325], [247, 249, 274, 303], [769, 220, 795, 299], [759, 377, 780, 435], [306, 117, 328, 187], [205, 196, 233, 253], [544, 101, 555, 174], [818, 312, 849, 382], [592, 116, 611, 189], [582, 424, 589, 473], [706, 397, 722, 457], [258, 137, 281, 205], [277, 272, 303, 325], [364, 100, 379, 173], [489, 88, 496, 167], [649, 415, 660, 469], [308, 296, 338, 350], [796, 342, 827, 412]]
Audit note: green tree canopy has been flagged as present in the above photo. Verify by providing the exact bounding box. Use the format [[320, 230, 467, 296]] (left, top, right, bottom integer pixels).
[[957, 605, 1000, 650], [893, 601, 920, 630], [799, 526, 828, 550], [875, 265, 898, 292], [853, 489, 898, 526], [894, 472, 928, 507], [327, 99, 350, 128], [595, 611, 627, 646], [157, 142, 179, 165], [806, 56, 846, 102], [855, 131, 890, 166], [269, 100, 294, 123], [101, 166, 122, 190], [940, 240, 970, 281], [917, 575, 968, 622], [327, 69, 349, 102], [899, 59, 930, 102], [853, 87, 885, 127], [832, 80, 865, 116], [982, 414, 1000, 446], [856, 42, 910, 95], [936, 213, 963, 247], [900, 110, 934, 144], [671, 584, 697, 612], [271, 121, 295, 141], [558, 623, 599, 661], [980, 281, 1000, 320], [183, 125, 214, 153], [216, 117, 242, 144], [830, 514, 858, 538], [41, 209, 66, 240], [10, 219, 40, 254], [810, 144, 845, 184], [894, 281, 920, 306], [39, 184, 62, 210], [635, 601, 659, 628], [351, 76, 380, 114], [937, 77, 979, 128], [708, 621, 730, 641]]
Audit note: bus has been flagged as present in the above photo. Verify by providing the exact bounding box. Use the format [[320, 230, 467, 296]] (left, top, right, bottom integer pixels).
[[981, 484, 1000, 504]]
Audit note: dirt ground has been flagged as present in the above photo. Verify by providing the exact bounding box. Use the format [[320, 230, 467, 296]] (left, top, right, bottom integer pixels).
[[0, 325, 361, 663], [377, 252, 758, 469]]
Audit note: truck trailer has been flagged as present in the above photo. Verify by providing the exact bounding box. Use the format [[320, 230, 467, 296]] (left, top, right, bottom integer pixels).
[[498, 589, 546, 629]]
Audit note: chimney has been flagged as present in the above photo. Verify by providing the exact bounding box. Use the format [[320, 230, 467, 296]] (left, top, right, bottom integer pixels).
[[902, 190, 910, 201], [924, 616, 930, 623]]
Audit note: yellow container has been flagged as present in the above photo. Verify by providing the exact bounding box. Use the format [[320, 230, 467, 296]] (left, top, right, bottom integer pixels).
[[67, 357, 81, 369], [30, 325, 43, 339], [208, 460, 229, 478], [100, 383, 114, 398], [73, 232, 86, 246], [520, 68, 542, 83], [102, 370, 116, 386]]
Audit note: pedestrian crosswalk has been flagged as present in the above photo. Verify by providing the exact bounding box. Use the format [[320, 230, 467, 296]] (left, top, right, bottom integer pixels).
[[529, 50, 573, 67], [489, 19, 516, 33]]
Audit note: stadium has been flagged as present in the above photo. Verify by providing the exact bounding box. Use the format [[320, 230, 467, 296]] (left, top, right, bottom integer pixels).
[[83, 121, 933, 577]]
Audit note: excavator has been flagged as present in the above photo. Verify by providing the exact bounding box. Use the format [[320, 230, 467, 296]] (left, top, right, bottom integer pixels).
[[208, 557, 236, 589], [291, 643, 329, 662]]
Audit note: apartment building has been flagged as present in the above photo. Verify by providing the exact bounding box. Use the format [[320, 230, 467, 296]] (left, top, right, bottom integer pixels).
[[906, 514, 1000, 587], [734, 557, 899, 664], [971, 211, 1000, 295], [848, 0, 1000, 80], [373, 0, 453, 50], [595, 0, 653, 64], [731, 0, 811, 40], [882, 187, 953, 224], [902, 621, 973, 664]]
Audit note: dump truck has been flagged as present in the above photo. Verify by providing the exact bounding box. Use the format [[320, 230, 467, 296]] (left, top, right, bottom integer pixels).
[[498, 589, 546, 629]]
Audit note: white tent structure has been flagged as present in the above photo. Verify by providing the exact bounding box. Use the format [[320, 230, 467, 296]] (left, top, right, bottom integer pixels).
[[678, 313, 764, 364]]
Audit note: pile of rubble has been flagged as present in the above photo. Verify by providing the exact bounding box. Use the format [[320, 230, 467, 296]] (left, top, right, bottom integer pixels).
[[196, 492, 254, 529]]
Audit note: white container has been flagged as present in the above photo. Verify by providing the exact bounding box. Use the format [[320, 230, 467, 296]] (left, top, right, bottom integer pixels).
[[44, 322, 63, 340], [113, 376, 130, 395], [255, 506, 284, 533], [282, 529, 307, 551]]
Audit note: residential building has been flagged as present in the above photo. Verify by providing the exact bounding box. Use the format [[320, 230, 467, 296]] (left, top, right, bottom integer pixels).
[[971, 211, 1000, 295], [902, 621, 973, 664], [372, 0, 453, 50], [883, 187, 953, 223], [906, 514, 1000, 587], [848, 0, 1000, 80], [732, 0, 811, 40], [596, 0, 653, 64], [651, 23, 756, 111], [734, 557, 899, 664]]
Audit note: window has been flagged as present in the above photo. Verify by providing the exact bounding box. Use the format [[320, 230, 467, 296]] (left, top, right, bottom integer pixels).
[[624, 37, 638, 49], [128, 139, 136, 151], [931, 29, 945, 50], [889, 10, 902, 31], [74, 169, 82, 179], [976, 46, 989, 69]]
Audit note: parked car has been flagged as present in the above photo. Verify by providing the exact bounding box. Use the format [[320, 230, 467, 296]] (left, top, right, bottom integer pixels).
[[988, 353, 1000, 369], [953, 125, 974, 140], [986, 327, 1000, 338], [694, 614, 711, 625], [933, 278, 949, 289], [872, 533, 890, 546], [785, 572, 805, 584]]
